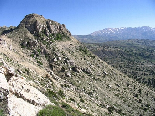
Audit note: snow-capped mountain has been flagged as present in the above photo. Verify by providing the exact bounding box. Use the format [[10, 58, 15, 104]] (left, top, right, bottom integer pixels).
[[90, 26, 155, 37], [74, 26, 155, 43]]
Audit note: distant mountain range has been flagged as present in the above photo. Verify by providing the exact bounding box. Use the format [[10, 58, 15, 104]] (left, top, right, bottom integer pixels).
[[74, 26, 155, 43]]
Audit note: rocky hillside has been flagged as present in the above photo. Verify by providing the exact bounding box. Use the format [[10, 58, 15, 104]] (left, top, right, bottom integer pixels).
[[0, 14, 155, 116], [85, 39, 155, 89], [74, 26, 155, 43]]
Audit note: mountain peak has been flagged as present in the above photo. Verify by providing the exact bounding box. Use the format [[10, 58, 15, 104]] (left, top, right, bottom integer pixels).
[[18, 13, 71, 37], [23, 13, 45, 20]]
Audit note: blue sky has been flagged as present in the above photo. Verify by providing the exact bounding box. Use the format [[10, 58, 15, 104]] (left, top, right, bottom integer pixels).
[[0, 0, 155, 35]]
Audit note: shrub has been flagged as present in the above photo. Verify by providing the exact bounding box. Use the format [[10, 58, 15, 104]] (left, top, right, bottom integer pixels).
[[37, 60, 43, 65], [55, 33, 62, 41], [69, 98, 75, 102], [79, 46, 88, 54], [37, 105, 66, 116], [46, 89, 58, 99], [61, 102, 70, 109], [61, 102, 83, 116], [0, 109, 4, 116], [107, 106, 115, 113], [61, 66, 65, 72], [58, 90, 65, 98], [80, 98, 85, 103]]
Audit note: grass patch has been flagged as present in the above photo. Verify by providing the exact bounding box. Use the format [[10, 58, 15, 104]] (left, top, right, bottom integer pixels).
[[37, 105, 66, 116], [61, 102, 84, 116], [0, 109, 4, 116]]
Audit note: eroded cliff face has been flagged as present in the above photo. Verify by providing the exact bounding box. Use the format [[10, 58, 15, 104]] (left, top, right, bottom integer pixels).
[[0, 59, 53, 116]]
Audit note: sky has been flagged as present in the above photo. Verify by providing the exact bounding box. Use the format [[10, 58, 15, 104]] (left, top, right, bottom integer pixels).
[[0, 0, 155, 35]]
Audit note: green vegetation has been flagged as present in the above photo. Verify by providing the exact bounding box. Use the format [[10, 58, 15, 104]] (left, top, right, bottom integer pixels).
[[55, 33, 63, 41], [80, 98, 85, 103], [37, 60, 43, 65], [45, 89, 65, 102], [61, 102, 84, 116], [85, 39, 155, 89], [54, 33, 70, 41], [0, 62, 4, 67], [69, 98, 75, 102], [79, 45, 89, 54], [0, 109, 4, 116], [58, 90, 65, 98], [37, 105, 66, 116], [46, 89, 58, 99]]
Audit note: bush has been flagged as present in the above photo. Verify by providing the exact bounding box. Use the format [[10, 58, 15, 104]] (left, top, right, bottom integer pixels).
[[0, 109, 4, 116], [37, 105, 66, 116], [61, 102, 70, 109], [58, 90, 65, 98], [107, 106, 115, 113], [46, 89, 58, 99], [55, 33, 62, 41], [37, 60, 43, 65], [61, 102, 83, 116], [80, 98, 85, 103], [79, 46, 88, 54], [69, 98, 75, 102], [61, 66, 65, 72]]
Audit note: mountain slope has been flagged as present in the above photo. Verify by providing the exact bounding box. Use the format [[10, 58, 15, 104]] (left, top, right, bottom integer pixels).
[[0, 14, 155, 116], [85, 39, 155, 89]]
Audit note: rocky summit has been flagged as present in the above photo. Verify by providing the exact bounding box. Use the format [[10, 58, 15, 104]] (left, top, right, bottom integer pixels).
[[18, 13, 71, 37], [0, 14, 155, 116]]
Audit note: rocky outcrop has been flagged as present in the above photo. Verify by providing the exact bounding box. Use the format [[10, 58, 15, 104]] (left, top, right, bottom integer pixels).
[[18, 13, 71, 37], [0, 67, 9, 115], [0, 59, 53, 116]]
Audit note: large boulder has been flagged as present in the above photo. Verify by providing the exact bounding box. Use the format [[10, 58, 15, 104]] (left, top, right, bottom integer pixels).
[[0, 60, 54, 116]]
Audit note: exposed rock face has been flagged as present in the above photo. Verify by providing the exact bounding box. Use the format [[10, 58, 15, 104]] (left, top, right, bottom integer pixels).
[[18, 13, 71, 37], [0, 60, 53, 116], [0, 69, 9, 115]]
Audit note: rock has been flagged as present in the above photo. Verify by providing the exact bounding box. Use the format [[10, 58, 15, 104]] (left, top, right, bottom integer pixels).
[[8, 76, 52, 107], [8, 94, 42, 116], [68, 60, 75, 66], [62, 24, 66, 28], [0, 71, 9, 90], [0, 88, 9, 115], [53, 58, 57, 62], [72, 66, 81, 73], [18, 13, 71, 37], [81, 108, 87, 113], [3, 67, 14, 81], [82, 67, 92, 75], [0, 69, 9, 115], [65, 71, 71, 77], [0, 65, 54, 116], [58, 57, 61, 60]]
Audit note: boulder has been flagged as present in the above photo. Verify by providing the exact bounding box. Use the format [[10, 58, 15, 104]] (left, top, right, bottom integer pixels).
[[65, 71, 71, 77], [0, 63, 54, 116]]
